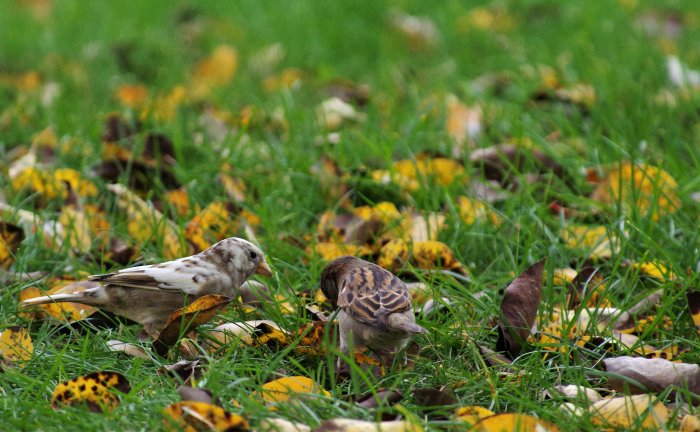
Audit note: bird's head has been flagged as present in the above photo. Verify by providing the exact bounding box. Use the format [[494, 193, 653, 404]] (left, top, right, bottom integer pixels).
[[320, 255, 364, 308], [207, 237, 273, 279]]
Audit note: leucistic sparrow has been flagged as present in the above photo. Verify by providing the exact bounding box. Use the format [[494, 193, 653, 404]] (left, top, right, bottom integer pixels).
[[23, 237, 272, 335], [320, 256, 427, 367]]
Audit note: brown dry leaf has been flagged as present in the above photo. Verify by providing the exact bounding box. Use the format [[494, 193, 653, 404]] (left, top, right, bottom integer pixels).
[[560, 225, 619, 261], [316, 418, 422, 432], [189, 45, 238, 100], [163, 401, 248, 431], [688, 291, 700, 335], [454, 406, 495, 426], [0, 221, 25, 269], [153, 295, 233, 356], [108, 183, 189, 259], [456, 196, 502, 226], [496, 259, 546, 358], [51, 371, 131, 413], [256, 376, 330, 404], [472, 413, 559, 431], [115, 84, 149, 108], [604, 356, 700, 395], [469, 143, 568, 186], [413, 386, 457, 408], [20, 280, 99, 322], [0, 326, 33, 367], [589, 394, 669, 430], [591, 162, 681, 221], [106, 340, 150, 360]]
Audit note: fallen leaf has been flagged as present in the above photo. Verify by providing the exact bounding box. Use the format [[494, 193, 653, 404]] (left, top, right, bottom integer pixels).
[[108, 183, 189, 259], [317, 97, 366, 130], [259, 418, 311, 432], [545, 385, 602, 403], [446, 96, 482, 155], [356, 389, 403, 409], [560, 225, 619, 261], [389, 10, 439, 51], [256, 376, 330, 404], [604, 356, 700, 396], [189, 44, 238, 100], [106, 340, 150, 360], [589, 394, 669, 430], [454, 406, 495, 426], [208, 320, 290, 351], [687, 291, 700, 335], [496, 259, 546, 358], [115, 84, 148, 108], [0, 221, 25, 269], [154, 295, 233, 356], [591, 162, 681, 221], [163, 401, 248, 431], [680, 414, 700, 432], [308, 242, 373, 261], [0, 326, 33, 367], [472, 413, 559, 431], [51, 371, 131, 413], [456, 196, 502, 226], [629, 260, 678, 282], [316, 418, 422, 432], [469, 143, 569, 187], [177, 386, 214, 404]]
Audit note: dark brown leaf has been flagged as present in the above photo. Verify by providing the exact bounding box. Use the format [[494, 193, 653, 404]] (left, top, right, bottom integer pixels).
[[177, 385, 216, 404], [469, 144, 569, 186], [356, 389, 403, 409], [496, 259, 546, 358]]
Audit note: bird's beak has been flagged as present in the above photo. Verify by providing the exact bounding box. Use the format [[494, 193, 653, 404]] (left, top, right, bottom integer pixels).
[[255, 260, 273, 277]]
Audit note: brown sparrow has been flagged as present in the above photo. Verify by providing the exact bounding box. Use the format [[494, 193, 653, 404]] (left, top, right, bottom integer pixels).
[[320, 256, 427, 367], [23, 237, 272, 335]]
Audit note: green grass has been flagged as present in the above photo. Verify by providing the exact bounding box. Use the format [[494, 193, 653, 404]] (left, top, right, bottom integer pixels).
[[1, 0, 700, 430]]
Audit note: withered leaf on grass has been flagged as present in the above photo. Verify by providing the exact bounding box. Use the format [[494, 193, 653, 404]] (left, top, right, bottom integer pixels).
[[454, 406, 495, 426], [153, 294, 233, 356], [496, 259, 546, 358], [469, 143, 569, 187], [413, 386, 457, 417], [177, 386, 215, 404], [356, 389, 403, 409], [0, 326, 33, 367], [256, 376, 330, 405], [604, 356, 700, 396], [316, 418, 421, 432], [163, 401, 248, 432], [51, 371, 131, 413], [0, 221, 25, 269], [106, 340, 150, 360]]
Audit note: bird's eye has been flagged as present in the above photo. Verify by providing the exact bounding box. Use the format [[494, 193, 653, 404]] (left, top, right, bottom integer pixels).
[[249, 251, 258, 259]]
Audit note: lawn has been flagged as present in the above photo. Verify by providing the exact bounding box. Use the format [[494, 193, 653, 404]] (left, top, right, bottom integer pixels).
[[1, 0, 699, 430]]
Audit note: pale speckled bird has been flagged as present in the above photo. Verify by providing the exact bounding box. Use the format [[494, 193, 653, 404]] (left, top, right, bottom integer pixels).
[[23, 237, 272, 335], [320, 256, 427, 366]]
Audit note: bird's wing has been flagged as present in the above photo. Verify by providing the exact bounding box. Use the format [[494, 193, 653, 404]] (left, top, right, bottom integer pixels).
[[89, 260, 213, 295], [337, 264, 411, 326]]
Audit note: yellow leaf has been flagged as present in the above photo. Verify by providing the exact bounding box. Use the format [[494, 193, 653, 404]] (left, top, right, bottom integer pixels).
[[258, 376, 330, 404], [11, 167, 67, 200], [317, 418, 422, 432], [108, 184, 188, 259], [455, 406, 495, 425], [51, 371, 131, 413], [21, 280, 99, 322], [560, 224, 618, 260], [412, 241, 465, 272], [457, 196, 502, 226], [163, 401, 249, 432], [0, 221, 25, 269], [185, 201, 239, 253], [680, 414, 700, 432], [54, 168, 98, 197], [0, 326, 33, 367], [457, 7, 515, 32], [209, 320, 290, 352], [353, 201, 401, 223], [164, 188, 193, 218], [262, 68, 304, 93], [630, 261, 677, 281], [590, 395, 669, 430], [189, 45, 238, 99], [591, 162, 681, 221], [308, 242, 373, 261], [473, 413, 559, 432], [551, 268, 577, 286], [377, 239, 410, 271], [115, 84, 148, 108], [446, 97, 482, 148], [58, 206, 92, 254]]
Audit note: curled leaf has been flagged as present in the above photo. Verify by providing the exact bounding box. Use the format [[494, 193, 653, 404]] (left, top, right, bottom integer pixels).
[[316, 418, 422, 432], [257, 376, 330, 404], [496, 259, 546, 358], [604, 356, 700, 396], [589, 394, 669, 430], [154, 295, 233, 356], [472, 413, 559, 432]]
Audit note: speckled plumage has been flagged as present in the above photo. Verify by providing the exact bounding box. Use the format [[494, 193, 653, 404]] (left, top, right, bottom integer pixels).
[[23, 237, 272, 335], [321, 256, 426, 366]]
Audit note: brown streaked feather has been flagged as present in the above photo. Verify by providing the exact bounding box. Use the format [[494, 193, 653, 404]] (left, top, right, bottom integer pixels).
[[337, 264, 412, 326]]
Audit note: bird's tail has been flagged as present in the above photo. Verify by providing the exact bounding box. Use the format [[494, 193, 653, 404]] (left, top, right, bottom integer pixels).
[[387, 314, 428, 335], [22, 293, 85, 306]]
